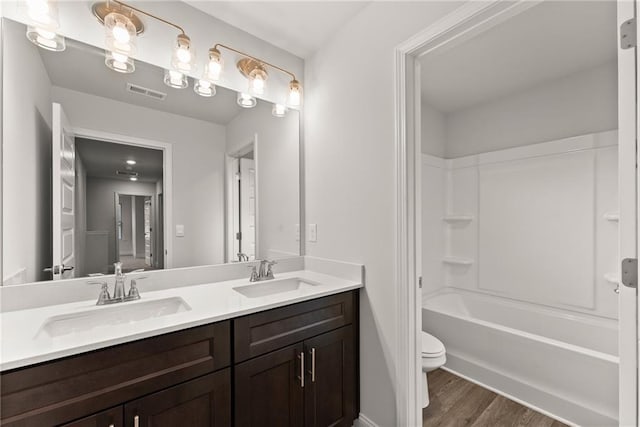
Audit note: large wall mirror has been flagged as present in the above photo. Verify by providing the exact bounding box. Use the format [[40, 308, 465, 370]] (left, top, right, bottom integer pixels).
[[2, 17, 301, 285]]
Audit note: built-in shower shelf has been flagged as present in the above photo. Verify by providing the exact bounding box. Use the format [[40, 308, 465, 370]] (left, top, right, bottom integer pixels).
[[443, 257, 474, 266], [603, 212, 619, 222], [442, 215, 474, 223], [604, 273, 620, 284]]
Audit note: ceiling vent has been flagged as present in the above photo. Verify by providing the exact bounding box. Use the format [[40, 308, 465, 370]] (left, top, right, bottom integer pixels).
[[116, 170, 139, 177], [126, 83, 167, 101]]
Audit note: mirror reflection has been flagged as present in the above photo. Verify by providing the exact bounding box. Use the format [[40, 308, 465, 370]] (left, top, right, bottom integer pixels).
[[2, 18, 300, 285]]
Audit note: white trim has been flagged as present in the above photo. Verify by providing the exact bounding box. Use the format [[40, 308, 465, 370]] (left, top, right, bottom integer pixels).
[[394, 2, 543, 425], [355, 413, 380, 427], [71, 127, 174, 269]]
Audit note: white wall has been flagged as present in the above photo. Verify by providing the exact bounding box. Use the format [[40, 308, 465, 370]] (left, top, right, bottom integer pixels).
[[421, 155, 446, 296], [226, 101, 300, 259], [304, 2, 462, 425], [51, 86, 227, 269], [421, 101, 446, 158], [2, 19, 52, 284], [444, 61, 618, 157]]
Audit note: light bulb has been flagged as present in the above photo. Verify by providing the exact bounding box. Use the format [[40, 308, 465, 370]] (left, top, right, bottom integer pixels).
[[288, 79, 302, 107], [172, 34, 196, 72], [26, 0, 57, 27], [130, 176, 138, 182], [207, 55, 222, 81], [272, 104, 287, 118], [126, 160, 136, 165], [164, 69, 188, 89], [237, 92, 257, 108], [251, 75, 265, 95], [112, 22, 130, 44]]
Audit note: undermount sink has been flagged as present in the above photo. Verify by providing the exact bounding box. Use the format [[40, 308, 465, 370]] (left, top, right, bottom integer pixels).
[[38, 297, 191, 338], [233, 278, 320, 298]]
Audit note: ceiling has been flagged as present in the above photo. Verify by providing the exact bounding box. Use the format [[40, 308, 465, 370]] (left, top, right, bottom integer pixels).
[[37, 32, 243, 126], [420, 1, 618, 113], [76, 138, 164, 183], [184, 1, 370, 58]]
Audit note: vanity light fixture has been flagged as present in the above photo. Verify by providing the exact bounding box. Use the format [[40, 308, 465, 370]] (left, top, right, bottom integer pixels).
[[93, 0, 194, 78], [25, 0, 66, 51], [164, 69, 188, 89], [126, 159, 136, 165], [205, 47, 223, 82], [210, 43, 303, 107], [237, 92, 257, 109], [272, 104, 287, 118]]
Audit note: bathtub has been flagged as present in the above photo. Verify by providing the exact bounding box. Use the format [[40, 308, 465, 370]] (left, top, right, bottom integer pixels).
[[422, 289, 619, 426]]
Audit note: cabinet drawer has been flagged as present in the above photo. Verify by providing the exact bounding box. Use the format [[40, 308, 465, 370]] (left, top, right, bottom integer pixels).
[[1, 321, 230, 427], [234, 291, 354, 362], [61, 406, 123, 427]]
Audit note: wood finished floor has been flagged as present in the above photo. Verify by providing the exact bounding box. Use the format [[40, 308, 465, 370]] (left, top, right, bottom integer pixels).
[[423, 369, 568, 427]]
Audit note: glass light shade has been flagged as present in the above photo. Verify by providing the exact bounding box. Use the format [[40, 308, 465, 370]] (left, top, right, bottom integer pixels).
[[105, 51, 135, 73], [104, 12, 137, 55], [194, 79, 216, 97], [288, 79, 302, 107], [249, 74, 266, 96], [272, 104, 287, 118], [171, 34, 196, 73], [26, 25, 65, 51], [26, 0, 59, 28], [205, 49, 223, 81], [237, 92, 257, 109], [164, 69, 188, 89]]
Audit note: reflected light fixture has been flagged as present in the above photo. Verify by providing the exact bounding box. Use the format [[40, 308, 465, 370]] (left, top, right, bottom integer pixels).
[[126, 159, 136, 165], [272, 104, 287, 118], [25, 0, 66, 51], [164, 69, 188, 89], [105, 50, 134, 73], [130, 176, 138, 182], [194, 79, 216, 97], [237, 92, 257, 109], [210, 43, 303, 108]]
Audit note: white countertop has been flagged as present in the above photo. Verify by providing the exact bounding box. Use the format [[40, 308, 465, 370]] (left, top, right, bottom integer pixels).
[[0, 270, 362, 371]]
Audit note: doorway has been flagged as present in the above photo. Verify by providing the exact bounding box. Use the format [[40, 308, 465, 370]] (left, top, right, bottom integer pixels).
[[395, 1, 637, 426], [115, 193, 155, 272]]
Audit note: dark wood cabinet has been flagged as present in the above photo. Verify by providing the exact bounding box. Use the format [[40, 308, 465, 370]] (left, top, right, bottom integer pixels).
[[61, 406, 123, 427], [235, 344, 305, 427], [234, 291, 358, 427], [304, 326, 355, 427], [124, 370, 231, 427]]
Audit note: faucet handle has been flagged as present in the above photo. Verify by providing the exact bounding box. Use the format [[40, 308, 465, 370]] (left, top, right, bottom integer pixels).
[[89, 281, 110, 305], [266, 260, 277, 279], [128, 276, 148, 300], [248, 265, 259, 282]]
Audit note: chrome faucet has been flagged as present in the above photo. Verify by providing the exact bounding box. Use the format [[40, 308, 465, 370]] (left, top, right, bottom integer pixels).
[[89, 263, 146, 305], [249, 259, 277, 282]]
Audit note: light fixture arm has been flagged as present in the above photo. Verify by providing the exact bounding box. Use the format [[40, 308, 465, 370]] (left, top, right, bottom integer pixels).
[[213, 43, 298, 82], [107, 0, 186, 35]]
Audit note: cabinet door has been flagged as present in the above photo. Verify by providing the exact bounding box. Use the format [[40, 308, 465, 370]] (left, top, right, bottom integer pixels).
[[62, 406, 123, 427], [235, 343, 304, 427], [304, 326, 355, 427], [123, 370, 230, 427]]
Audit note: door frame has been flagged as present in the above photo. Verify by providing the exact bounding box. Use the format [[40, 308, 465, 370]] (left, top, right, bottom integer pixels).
[[225, 134, 258, 263], [72, 127, 173, 269], [389, 1, 629, 424]]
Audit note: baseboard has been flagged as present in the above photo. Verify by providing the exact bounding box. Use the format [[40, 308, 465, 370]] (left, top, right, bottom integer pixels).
[[354, 413, 380, 427]]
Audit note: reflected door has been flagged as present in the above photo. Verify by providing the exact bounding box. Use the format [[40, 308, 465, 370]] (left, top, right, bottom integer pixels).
[[144, 198, 152, 265], [51, 103, 76, 280], [240, 158, 256, 260]]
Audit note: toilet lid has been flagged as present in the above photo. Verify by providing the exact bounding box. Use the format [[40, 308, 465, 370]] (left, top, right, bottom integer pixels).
[[421, 332, 445, 356]]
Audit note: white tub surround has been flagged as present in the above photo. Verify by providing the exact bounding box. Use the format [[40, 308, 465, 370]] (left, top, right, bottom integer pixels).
[[0, 257, 364, 371], [423, 289, 618, 426], [422, 130, 619, 319]]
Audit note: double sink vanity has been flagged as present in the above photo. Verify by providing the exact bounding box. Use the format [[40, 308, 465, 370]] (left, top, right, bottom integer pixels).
[[0, 258, 363, 427]]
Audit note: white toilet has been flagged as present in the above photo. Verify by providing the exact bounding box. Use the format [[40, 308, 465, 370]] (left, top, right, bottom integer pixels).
[[421, 331, 446, 408]]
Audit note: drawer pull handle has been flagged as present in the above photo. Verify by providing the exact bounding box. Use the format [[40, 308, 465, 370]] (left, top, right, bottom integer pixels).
[[309, 347, 316, 382], [298, 351, 304, 388], [134, 415, 139, 427]]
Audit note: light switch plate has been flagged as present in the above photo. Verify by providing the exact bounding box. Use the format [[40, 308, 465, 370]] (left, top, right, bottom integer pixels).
[[176, 224, 185, 237], [309, 224, 317, 242]]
